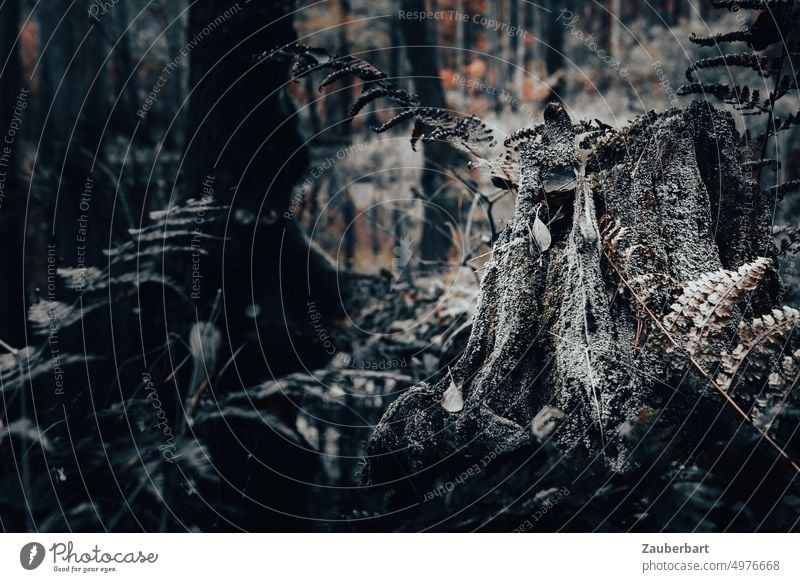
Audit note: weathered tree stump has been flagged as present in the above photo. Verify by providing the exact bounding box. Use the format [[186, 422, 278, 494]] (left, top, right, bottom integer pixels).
[[365, 101, 779, 484]]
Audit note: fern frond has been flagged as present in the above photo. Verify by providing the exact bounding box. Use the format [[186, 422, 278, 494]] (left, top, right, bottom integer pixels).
[[605, 246, 800, 474], [710, 0, 790, 9], [424, 115, 496, 153], [717, 306, 800, 391], [769, 179, 800, 199], [663, 258, 771, 354], [348, 87, 419, 118], [317, 67, 358, 91], [686, 53, 781, 82], [503, 127, 541, 150], [316, 55, 386, 92], [371, 108, 416, 133], [763, 110, 800, 138], [410, 119, 425, 151], [688, 31, 752, 46], [677, 82, 767, 112], [773, 224, 800, 256]]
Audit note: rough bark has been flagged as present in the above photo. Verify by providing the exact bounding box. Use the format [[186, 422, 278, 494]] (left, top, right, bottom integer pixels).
[[365, 101, 778, 485]]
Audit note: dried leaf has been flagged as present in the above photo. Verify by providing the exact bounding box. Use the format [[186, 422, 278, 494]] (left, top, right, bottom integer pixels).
[[441, 369, 464, 413], [531, 212, 552, 252], [531, 406, 565, 440]]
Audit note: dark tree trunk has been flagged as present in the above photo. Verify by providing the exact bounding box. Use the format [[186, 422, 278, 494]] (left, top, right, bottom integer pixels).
[[542, 0, 566, 100], [0, 0, 25, 346], [110, 0, 140, 136], [398, 0, 465, 263], [183, 0, 361, 381]]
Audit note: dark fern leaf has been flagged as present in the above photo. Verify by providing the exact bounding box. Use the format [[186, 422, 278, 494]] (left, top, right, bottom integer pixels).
[[773, 224, 800, 256], [677, 82, 768, 112], [772, 110, 800, 133], [317, 55, 386, 91], [743, 158, 780, 171], [413, 107, 459, 129], [685, 53, 782, 82], [503, 127, 541, 150], [423, 115, 496, 151], [371, 108, 416, 133], [710, 0, 792, 9], [348, 87, 419, 118], [264, 44, 331, 79], [318, 67, 360, 92], [410, 118, 425, 151], [264, 43, 331, 62], [688, 30, 752, 47], [769, 178, 800, 199]]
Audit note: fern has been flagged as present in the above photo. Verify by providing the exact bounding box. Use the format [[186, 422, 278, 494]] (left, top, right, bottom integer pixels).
[[503, 127, 541, 151], [769, 178, 800, 199], [663, 258, 771, 356], [681, 0, 799, 190], [689, 31, 752, 47], [267, 45, 502, 166], [677, 82, 767, 112], [424, 114, 496, 153], [348, 87, 419, 118], [716, 306, 800, 393], [685, 53, 781, 82], [773, 224, 800, 256], [710, 0, 792, 9], [772, 110, 800, 133], [317, 55, 387, 91], [409, 118, 426, 151], [604, 249, 800, 473], [371, 108, 416, 133]]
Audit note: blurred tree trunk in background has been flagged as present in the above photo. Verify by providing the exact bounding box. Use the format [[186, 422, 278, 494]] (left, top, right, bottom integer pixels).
[[0, 0, 25, 346], [399, 0, 464, 263], [542, 0, 565, 100], [610, 0, 622, 56], [491, 0, 508, 113], [511, 0, 526, 101], [334, 0, 353, 137], [454, 0, 467, 107], [39, 3, 82, 147], [184, 0, 347, 380], [110, 0, 140, 136], [334, 0, 358, 266], [37, 0, 113, 280], [162, 0, 187, 151]]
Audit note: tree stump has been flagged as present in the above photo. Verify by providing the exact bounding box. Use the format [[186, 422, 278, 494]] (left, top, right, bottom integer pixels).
[[365, 101, 780, 484]]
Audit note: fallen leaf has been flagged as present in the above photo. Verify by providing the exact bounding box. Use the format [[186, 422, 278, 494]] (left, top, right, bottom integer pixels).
[[531, 211, 551, 252], [441, 369, 464, 413]]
